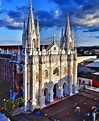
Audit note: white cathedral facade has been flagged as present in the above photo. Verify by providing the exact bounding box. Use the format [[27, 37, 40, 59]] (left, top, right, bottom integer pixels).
[[20, 1, 78, 111]]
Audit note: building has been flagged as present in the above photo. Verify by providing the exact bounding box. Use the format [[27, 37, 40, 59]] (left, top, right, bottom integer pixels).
[[77, 57, 99, 89], [0, 0, 78, 111], [92, 72, 99, 87]]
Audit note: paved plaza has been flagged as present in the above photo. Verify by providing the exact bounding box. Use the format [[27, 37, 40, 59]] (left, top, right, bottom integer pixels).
[[13, 89, 99, 121]]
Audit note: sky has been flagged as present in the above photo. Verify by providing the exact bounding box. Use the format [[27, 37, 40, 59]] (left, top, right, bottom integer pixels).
[[0, 0, 99, 46]]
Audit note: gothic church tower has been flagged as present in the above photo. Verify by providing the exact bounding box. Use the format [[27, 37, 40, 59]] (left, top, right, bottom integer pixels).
[[22, 0, 40, 53], [60, 14, 74, 52], [22, 0, 40, 111]]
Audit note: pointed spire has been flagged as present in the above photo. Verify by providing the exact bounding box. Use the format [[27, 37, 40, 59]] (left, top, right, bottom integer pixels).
[[53, 34, 56, 43], [30, 0, 32, 6], [65, 12, 71, 38], [27, 0, 35, 34], [71, 26, 74, 39], [60, 27, 64, 48], [61, 27, 64, 38]]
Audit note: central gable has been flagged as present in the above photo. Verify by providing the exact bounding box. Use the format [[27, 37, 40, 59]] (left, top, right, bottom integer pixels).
[[47, 41, 60, 54]]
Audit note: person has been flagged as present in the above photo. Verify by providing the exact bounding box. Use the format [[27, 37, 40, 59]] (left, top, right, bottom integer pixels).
[[84, 102, 86, 106]]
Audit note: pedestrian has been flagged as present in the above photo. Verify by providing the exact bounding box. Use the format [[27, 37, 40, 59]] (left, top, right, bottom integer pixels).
[[84, 102, 86, 106]]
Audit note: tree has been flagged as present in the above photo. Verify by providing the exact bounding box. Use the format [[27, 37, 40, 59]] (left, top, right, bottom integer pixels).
[[0, 97, 24, 111]]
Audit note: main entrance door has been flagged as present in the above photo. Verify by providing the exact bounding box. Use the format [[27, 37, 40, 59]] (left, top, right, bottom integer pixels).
[[44, 88, 49, 102], [63, 83, 67, 96], [53, 83, 59, 98]]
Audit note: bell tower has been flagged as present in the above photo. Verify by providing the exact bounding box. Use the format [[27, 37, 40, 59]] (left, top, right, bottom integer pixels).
[[22, 0, 40, 54]]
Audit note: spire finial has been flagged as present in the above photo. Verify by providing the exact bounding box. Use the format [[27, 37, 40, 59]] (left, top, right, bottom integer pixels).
[[65, 11, 71, 37], [27, 0, 35, 34], [30, 0, 32, 6], [67, 11, 69, 19], [53, 34, 56, 42]]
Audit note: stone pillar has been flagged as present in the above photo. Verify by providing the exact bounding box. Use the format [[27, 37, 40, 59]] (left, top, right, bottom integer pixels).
[[56, 88, 60, 97], [73, 84, 78, 94], [60, 88, 63, 97], [23, 49, 28, 112], [68, 76, 73, 96], [38, 63, 44, 108], [63, 85, 67, 95], [73, 49, 78, 94], [23, 64, 28, 111], [39, 96, 46, 108], [49, 91, 54, 102], [68, 53, 73, 96]]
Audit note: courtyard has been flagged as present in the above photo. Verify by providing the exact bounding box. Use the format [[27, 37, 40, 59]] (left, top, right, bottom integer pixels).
[[13, 89, 99, 121]]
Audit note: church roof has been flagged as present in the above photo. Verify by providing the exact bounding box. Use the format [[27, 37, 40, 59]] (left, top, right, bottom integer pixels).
[[46, 41, 59, 51], [40, 41, 60, 51], [86, 59, 99, 68], [85, 58, 97, 62]]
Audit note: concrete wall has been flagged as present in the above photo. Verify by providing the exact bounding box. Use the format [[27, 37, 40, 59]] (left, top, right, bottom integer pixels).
[[77, 56, 97, 63]]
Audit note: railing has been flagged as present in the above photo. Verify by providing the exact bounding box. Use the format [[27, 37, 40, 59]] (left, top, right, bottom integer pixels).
[[85, 85, 99, 92]]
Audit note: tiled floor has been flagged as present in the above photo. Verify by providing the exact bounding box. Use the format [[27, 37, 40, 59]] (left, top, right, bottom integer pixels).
[[45, 95, 69, 107]]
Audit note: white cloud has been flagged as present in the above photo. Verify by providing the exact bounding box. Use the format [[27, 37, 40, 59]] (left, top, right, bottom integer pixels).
[[5, 16, 23, 28], [71, 13, 99, 27]]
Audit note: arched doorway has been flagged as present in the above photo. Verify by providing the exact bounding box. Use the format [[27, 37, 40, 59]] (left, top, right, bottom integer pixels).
[[88, 81, 91, 86], [44, 88, 49, 102], [53, 83, 59, 98], [63, 83, 67, 96]]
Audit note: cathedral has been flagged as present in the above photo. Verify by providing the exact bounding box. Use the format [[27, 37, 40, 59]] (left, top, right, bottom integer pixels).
[[20, 0, 78, 111], [0, 0, 78, 112]]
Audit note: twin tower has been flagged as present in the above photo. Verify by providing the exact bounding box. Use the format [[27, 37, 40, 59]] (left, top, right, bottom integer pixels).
[[21, 0, 78, 111]]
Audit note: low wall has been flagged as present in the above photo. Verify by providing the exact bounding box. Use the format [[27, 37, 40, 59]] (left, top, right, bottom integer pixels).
[[77, 56, 97, 63], [85, 85, 99, 92]]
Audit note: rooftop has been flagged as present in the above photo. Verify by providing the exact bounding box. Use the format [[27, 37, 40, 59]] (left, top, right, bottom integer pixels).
[[86, 59, 99, 68]]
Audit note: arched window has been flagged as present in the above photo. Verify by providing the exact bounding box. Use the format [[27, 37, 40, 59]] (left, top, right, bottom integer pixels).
[[44, 70, 48, 79], [63, 67, 66, 74], [79, 80, 81, 84], [83, 80, 85, 84], [53, 47, 56, 50], [88, 81, 91, 86], [53, 67, 59, 76]]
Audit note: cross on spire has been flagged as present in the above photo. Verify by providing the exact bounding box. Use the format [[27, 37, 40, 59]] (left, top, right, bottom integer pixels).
[[30, 0, 32, 6]]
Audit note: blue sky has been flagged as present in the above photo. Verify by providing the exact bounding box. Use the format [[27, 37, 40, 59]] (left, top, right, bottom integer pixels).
[[0, 0, 99, 46]]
